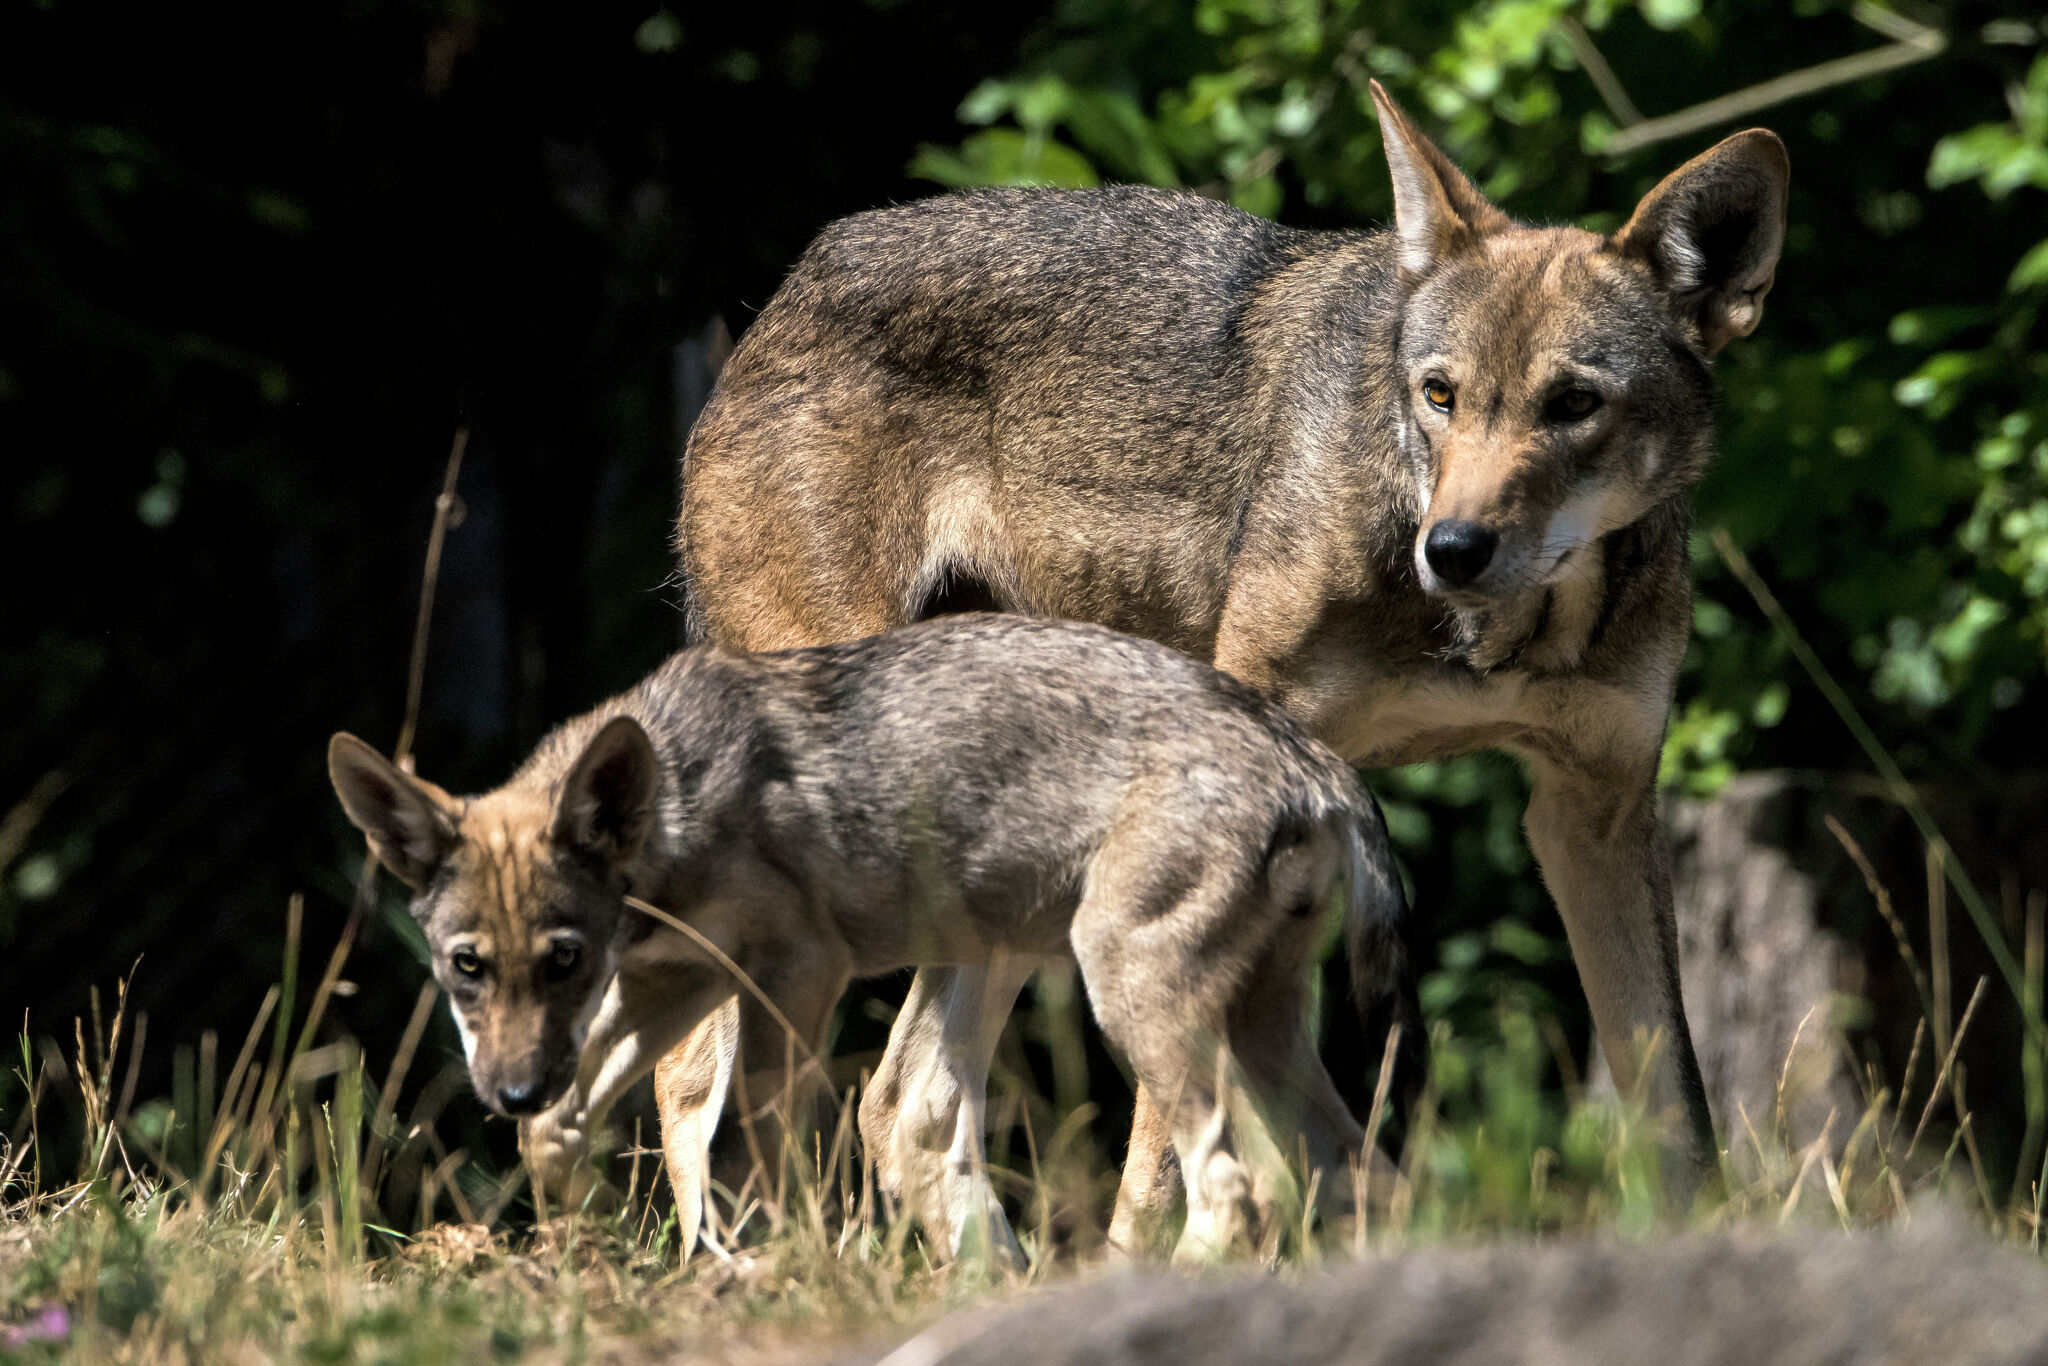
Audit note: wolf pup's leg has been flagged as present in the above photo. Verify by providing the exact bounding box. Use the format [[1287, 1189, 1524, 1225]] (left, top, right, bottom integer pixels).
[[1523, 753, 1716, 1196], [859, 959, 1034, 1268], [652, 998, 740, 1256], [1069, 848, 1275, 1263]]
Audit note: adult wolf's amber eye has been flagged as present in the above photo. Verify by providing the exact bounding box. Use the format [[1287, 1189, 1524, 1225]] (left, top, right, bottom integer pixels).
[[546, 940, 582, 981], [1549, 387, 1603, 422], [1422, 380, 1455, 413], [451, 948, 484, 979]]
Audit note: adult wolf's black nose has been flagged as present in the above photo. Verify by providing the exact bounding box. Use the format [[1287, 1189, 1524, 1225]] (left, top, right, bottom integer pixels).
[[497, 1082, 546, 1116], [1423, 520, 1499, 588]]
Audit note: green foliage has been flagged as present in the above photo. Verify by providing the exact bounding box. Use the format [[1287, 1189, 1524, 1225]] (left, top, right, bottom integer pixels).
[[1404, 1010, 1669, 1235]]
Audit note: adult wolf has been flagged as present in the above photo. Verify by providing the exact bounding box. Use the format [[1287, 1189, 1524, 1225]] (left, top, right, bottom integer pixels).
[[327, 615, 1410, 1264], [652, 83, 1787, 1253]]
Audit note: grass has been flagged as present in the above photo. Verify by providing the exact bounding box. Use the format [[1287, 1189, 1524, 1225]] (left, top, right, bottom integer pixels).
[[4, 888, 2045, 1365]]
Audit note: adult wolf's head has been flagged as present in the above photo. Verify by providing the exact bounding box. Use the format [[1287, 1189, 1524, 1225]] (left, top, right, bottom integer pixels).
[[327, 717, 658, 1117], [1368, 83, 1787, 619]]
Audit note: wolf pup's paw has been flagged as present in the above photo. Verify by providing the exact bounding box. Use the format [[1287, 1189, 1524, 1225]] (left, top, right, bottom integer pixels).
[[519, 1111, 609, 1213]]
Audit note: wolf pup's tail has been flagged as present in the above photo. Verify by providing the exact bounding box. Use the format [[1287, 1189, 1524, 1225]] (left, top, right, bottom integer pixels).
[[1338, 794, 1426, 1137]]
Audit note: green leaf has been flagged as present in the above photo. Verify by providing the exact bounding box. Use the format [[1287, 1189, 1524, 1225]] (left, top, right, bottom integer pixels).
[[908, 130, 1100, 190], [2010, 239, 2048, 293], [1639, 0, 1700, 31]]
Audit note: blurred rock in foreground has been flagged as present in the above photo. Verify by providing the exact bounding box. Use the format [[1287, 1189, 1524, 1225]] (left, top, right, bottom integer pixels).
[[837, 1218, 2048, 1366]]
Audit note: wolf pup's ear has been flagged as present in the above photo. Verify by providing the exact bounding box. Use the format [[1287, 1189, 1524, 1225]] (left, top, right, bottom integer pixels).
[[328, 733, 460, 889], [552, 716, 658, 869], [1369, 80, 1512, 281], [1614, 129, 1790, 354]]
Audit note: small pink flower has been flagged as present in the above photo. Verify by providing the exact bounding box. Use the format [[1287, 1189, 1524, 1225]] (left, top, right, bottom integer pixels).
[[1, 1304, 71, 1348]]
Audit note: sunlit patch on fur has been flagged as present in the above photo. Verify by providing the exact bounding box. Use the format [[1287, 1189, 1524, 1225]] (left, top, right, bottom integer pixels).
[[451, 1005, 479, 1066], [1535, 483, 1617, 582]]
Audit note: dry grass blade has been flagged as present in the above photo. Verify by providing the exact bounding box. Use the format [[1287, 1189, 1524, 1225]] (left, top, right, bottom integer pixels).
[[0, 768, 73, 885], [1907, 976, 1987, 1161], [359, 982, 438, 1199], [1778, 1109, 1837, 1225], [283, 908, 367, 1097], [199, 986, 280, 1187], [1353, 1022, 1402, 1256], [1825, 815, 1934, 1023], [1772, 1005, 1819, 1146], [1888, 1018, 1925, 1152], [392, 427, 469, 770], [622, 895, 822, 1075]]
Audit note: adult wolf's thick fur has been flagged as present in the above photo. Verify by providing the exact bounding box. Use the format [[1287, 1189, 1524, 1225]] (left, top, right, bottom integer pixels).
[[328, 615, 1410, 1263], [660, 83, 1788, 1251]]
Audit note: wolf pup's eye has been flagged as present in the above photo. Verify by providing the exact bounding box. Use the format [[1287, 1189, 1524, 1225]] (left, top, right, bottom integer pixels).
[[451, 947, 484, 979], [1548, 387, 1602, 422], [546, 940, 582, 981], [1422, 379, 1455, 414]]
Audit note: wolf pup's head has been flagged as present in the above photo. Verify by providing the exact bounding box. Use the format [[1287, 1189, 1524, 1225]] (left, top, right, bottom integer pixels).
[[1369, 83, 1787, 638], [327, 717, 658, 1118]]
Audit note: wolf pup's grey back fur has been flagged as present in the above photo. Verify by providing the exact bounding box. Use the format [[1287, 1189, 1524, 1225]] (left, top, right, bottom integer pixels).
[[668, 83, 1787, 1246], [330, 614, 1410, 1264]]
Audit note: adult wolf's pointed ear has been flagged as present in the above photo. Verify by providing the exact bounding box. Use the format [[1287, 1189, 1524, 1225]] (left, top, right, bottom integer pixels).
[[1369, 80, 1511, 281], [552, 715, 658, 868], [1614, 129, 1789, 353], [328, 733, 460, 889]]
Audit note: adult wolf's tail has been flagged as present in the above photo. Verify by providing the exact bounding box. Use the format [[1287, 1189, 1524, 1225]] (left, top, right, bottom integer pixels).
[[1338, 794, 1426, 1136]]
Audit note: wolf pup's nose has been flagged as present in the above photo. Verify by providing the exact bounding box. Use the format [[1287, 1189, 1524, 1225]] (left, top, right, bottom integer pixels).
[[1423, 520, 1499, 588], [497, 1081, 545, 1116]]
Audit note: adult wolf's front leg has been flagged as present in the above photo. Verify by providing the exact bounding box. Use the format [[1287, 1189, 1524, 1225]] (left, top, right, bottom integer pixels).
[[1523, 754, 1716, 1193], [1106, 1085, 1180, 1258]]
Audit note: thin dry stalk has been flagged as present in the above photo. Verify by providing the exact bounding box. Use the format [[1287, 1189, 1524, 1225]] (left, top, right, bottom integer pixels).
[[1907, 976, 1987, 1161], [1930, 844, 1952, 1060], [1826, 815, 1935, 1021], [392, 427, 469, 769], [1820, 1141, 1851, 1226], [1353, 1022, 1402, 1255], [2016, 891, 2047, 1207], [1952, 1069, 1996, 1212], [1777, 1108, 1837, 1225], [1772, 1004, 1820, 1146], [623, 896, 822, 1076], [359, 983, 437, 1198], [114, 1010, 148, 1127], [199, 987, 280, 1192], [1889, 1019, 1926, 1152], [1599, 15, 1944, 156]]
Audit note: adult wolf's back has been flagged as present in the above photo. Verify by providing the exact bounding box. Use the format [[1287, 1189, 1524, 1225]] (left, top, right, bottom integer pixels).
[[674, 82, 1788, 1249], [680, 186, 1393, 654]]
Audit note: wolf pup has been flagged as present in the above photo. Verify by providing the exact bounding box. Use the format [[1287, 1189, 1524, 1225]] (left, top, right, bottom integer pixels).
[[328, 614, 1411, 1263], [657, 81, 1788, 1245]]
